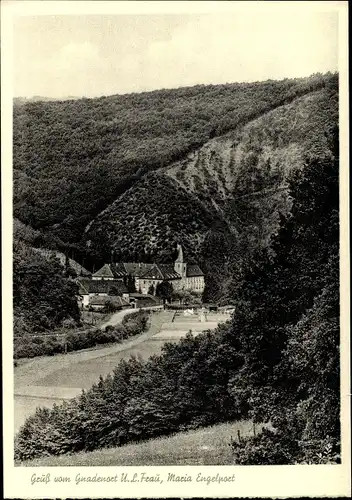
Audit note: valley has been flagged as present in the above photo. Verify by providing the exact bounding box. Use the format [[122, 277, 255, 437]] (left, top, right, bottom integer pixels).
[[13, 73, 341, 466]]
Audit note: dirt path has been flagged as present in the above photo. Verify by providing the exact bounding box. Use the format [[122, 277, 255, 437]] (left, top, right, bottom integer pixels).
[[14, 309, 170, 392], [14, 310, 223, 433], [100, 305, 162, 329], [14, 310, 172, 432]]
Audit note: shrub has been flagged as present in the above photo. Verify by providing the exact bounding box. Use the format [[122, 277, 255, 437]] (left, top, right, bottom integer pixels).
[[122, 311, 149, 336], [42, 337, 64, 356], [62, 317, 77, 329], [103, 299, 119, 313], [104, 325, 115, 333], [230, 428, 341, 465], [14, 312, 150, 359], [231, 428, 300, 465]]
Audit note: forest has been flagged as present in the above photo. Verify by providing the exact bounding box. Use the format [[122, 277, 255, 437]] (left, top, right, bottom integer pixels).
[[14, 73, 334, 249], [15, 122, 339, 462], [85, 74, 338, 303], [12, 72, 338, 333], [13, 73, 340, 464]]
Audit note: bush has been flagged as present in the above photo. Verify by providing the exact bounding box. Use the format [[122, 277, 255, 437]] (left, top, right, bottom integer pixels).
[[14, 78, 339, 462], [230, 428, 341, 465], [14, 312, 151, 359], [103, 299, 119, 313], [42, 337, 64, 356], [14, 328, 241, 461], [14, 342, 42, 359], [122, 311, 149, 336], [231, 428, 300, 465]]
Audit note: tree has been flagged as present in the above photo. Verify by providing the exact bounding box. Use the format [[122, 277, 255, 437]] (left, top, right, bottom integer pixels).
[[229, 125, 340, 463], [13, 240, 80, 335], [126, 274, 136, 293], [172, 289, 193, 305], [155, 281, 174, 303], [108, 286, 120, 296], [147, 283, 155, 295], [104, 299, 119, 313]]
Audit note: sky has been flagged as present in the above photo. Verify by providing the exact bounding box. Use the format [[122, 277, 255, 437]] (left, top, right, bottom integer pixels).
[[13, 10, 339, 98]]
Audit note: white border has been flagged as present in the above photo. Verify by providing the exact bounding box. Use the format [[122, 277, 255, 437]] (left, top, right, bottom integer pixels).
[[2, 1, 350, 498]]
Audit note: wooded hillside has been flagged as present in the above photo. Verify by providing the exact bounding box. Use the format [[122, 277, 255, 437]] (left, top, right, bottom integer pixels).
[[13, 73, 339, 328], [13, 72, 340, 464], [14, 73, 335, 250], [15, 122, 340, 463], [84, 75, 338, 301]]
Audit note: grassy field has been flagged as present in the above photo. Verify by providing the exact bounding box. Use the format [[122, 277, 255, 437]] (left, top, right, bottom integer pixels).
[[159, 322, 219, 331], [35, 311, 174, 389], [36, 338, 169, 389], [14, 339, 168, 432], [15, 396, 60, 434], [14, 311, 174, 431], [152, 330, 197, 340], [21, 420, 262, 467], [14, 310, 226, 436]]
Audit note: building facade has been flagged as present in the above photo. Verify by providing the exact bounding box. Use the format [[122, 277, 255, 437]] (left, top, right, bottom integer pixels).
[[91, 244, 205, 296], [77, 277, 130, 309]]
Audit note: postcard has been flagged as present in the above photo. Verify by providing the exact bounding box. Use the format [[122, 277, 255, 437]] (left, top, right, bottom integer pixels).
[[2, 1, 350, 498]]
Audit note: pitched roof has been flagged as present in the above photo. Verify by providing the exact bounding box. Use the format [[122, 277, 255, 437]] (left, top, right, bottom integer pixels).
[[123, 262, 154, 276], [129, 293, 160, 303], [90, 295, 129, 307], [140, 264, 181, 280], [88, 280, 128, 295], [92, 263, 127, 279], [139, 265, 164, 280], [92, 260, 204, 280], [158, 264, 182, 279], [92, 263, 115, 279], [186, 264, 204, 277], [111, 263, 128, 278]]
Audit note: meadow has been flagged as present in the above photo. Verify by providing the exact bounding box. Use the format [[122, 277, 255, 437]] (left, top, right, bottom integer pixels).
[[15, 310, 216, 431], [20, 420, 264, 466], [36, 338, 168, 389]]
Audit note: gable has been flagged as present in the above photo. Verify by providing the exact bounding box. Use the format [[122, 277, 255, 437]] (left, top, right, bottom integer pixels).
[[140, 265, 164, 280], [92, 264, 115, 279], [186, 264, 204, 277], [90, 295, 129, 307], [157, 264, 182, 280], [140, 264, 181, 280], [124, 262, 155, 276]]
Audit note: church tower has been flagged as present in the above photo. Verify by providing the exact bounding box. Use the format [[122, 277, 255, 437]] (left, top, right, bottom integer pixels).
[[174, 243, 187, 278]]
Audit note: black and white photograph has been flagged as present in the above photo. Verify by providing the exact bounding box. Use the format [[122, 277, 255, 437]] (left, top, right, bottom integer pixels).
[[2, 0, 350, 497]]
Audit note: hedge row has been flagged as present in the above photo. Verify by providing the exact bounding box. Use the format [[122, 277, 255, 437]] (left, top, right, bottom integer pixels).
[[14, 311, 150, 359]]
